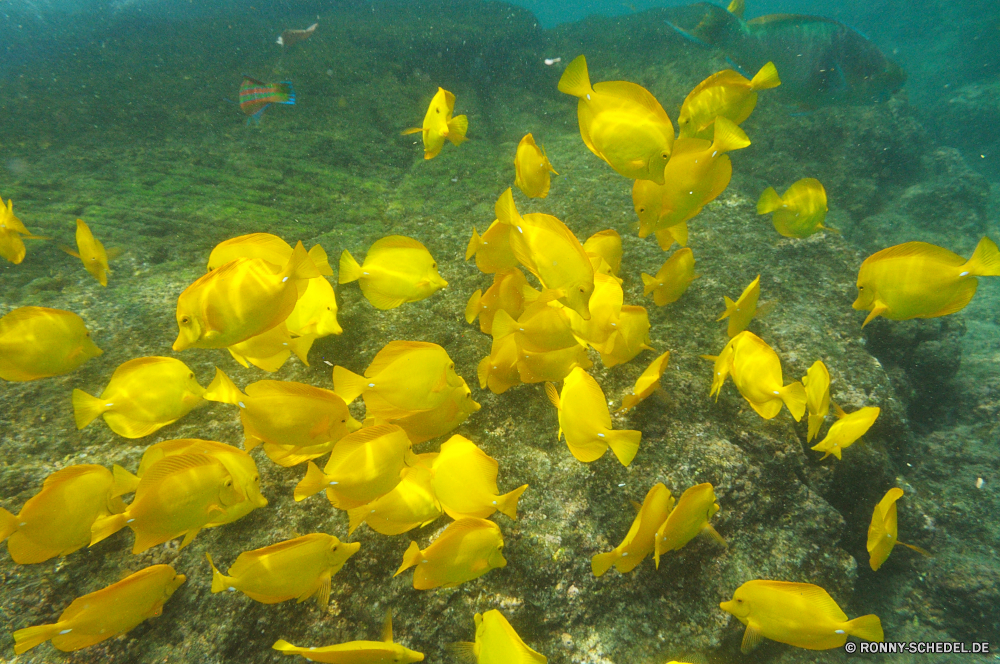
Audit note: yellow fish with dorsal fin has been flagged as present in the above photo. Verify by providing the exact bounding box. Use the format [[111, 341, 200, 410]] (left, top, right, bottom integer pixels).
[[347, 453, 442, 536], [226, 322, 314, 373], [758, 178, 831, 238], [678, 62, 781, 140], [13, 564, 185, 654], [633, 178, 693, 250], [294, 424, 414, 509], [598, 305, 654, 368], [430, 435, 528, 521], [514, 133, 558, 199], [565, 271, 623, 350], [653, 483, 726, 567], [174, 241, 320, 350], [592, 483, 675, 577], [339, 235, 447, 310], [60, 218, 118, 286], [489, 304, 592, 386], [867, 488, 931, 571], [450, 609, 547, 664], [810, 403, 880, 460], [90, 453, 247, 554], [402, 87, 468, 160], [718, 274, 760, 337], [0, 306, 103, 382], [583, 229, 623, 278], [642, 248, 698, 307], [389, 381, 481, 444], [206, 233, 333, 275], [617, 351, 670, 413], [723, 331, 806, 420], [720, 580, 883, 653], [853, 237, 1000, 327], [72, 356, 206, 439], [802, 360, 831, 442], [466, 218, 518, 275], [466, 268, 532, 335], [0, 464, 137, 564], [207, 533, 359, 607], [395, 517, 506, 589], [702, 334, 739, 400], [545, 367, 642, 466], [283, 276, 342, 338], [558, 54, 674, 184], [495, 188, 595, 320], [273, 610, 425, 662], [478, 324, 523, 395], [204, 369, 360, 462], [136, 438, 268, 527], [0, 195, 47, 265]]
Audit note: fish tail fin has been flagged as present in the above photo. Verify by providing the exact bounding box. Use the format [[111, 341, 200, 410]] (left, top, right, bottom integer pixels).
[[72, 389, 108, 430], [964, 236, 1000, 276], [203, 368, 245, 405], [750, 61, 781, 90], [447, 114, 468, 146], [394, 541, 422, 577], [640, 272, 658, 296], [710, 117, 751, 154], [465, 289, 483, 324], [806, 413, 824, 442], [290, 333, 316, 367], [606, 429, 642, 466], [283, 241, 321, 281], [0, 507, 17, 542], [756, 187, 782, 215], [308, 244, 334, 276], [465, 227, 482, 261], [332, 366, 366, 403], [591, 550, 618, 577], [846, 615, 884, 643], [89, 512, 127, 546], [111, 464, 140, 497], [272, 640, 297, 653], [338, 250, 363, 284], [294, 461, 330, 502], [557, 54, 593, 98], [206, 553, 232, 593], [779, 381, 808, 422], [276, 81, 296, 105], [717, 296, 736, 320], [495, 484, 529, 520], [13, 623, 60, 655]]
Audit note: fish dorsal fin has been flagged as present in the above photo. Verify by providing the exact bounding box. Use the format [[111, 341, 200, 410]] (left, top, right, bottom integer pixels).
[[576, 371, 612, 425], [367, 235, 428, 257], [440, 518, 494, 541], [380, 608, 394, 643], [327, 425, 406, 468], [246, 380, 335, 401], [137, 453, 219, 492], [869, 241, 962, 266], [756, 581, 848, 621], [229, 534, 323, 576], [437, 438, 499, 491], [592, 81, 672, 126], [831, 401, 847, 418], [365, 340, 440, 378], [443, 89, 457, 114], [42, 464, 105, 489], [242, 75, 267, 87]]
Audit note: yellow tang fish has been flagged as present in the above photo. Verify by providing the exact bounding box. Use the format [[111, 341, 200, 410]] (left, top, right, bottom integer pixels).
[[584, 229, 623, 278], [347, 453, 443, 536], [451, 609, 547, 664], [387, 382, 481, 445], [394, 517, 506, 589], [60, 218, 117, 287], [0, 196, 47, 265], [728, 331, 806, 420], [0, 306, 102, 382], [283, 276, 342, 338], [226, 322, 314, 373], [90, 453, 247, 553], [339, 235, 447, 310], [678, 62, 781, 140], [635, 117, 751, 239], [653, 483, 726, 567], [853, 237, 1000, 327], [72, 356, 206, 439], [758, 178, 831, 238], [718, 274, 760, 338], [558, 54, 674, 183], [592, 483, 675, 577], [136, 438, 268, 526], [465, 268, 532, 335], [173, 241, 320, 350], [204, 369, 359, 464], [13, 564, 185, 654], [703, 337, 737, 401], [545, 367, 642, 466], [802, 360, 831, 442], [294, 424, 414, 509], [490, 306, 592, 385], [206, 233, 333, 275], [402, 87, 468, 160], [430, 435, 528, 521], [565, 271, 623, 350], [514, 133, 558, 199], [273, 610, 424, 663], [599, 305, 654, 368], [642, 248, 698, 307], [719, 580, 883, 652], [617, 351, 670, 412], [810, 403, 879, 460], [207, 533, 359, 606], [651, 221, 689, 252], [0, 464, 137, 564], [867, 488, 931, 571], [495, 188, 595, 319], [477, 326, 523, 395], [466, 219, 518, 275]]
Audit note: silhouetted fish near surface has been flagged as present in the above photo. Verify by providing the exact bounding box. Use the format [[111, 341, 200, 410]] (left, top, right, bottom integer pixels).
[[665, 2, 906, 105]]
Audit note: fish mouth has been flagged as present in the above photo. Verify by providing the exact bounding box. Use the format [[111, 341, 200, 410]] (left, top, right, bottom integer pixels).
[[719, 599, 748, 617], [172, 335, 192, 351]]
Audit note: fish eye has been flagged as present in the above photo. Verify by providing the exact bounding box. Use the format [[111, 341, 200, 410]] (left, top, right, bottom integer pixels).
[[224, 478, 232, 487], [579, 287, 585, 293], [661, 151, 669, 159], [252, 474, 259, 483], [181, 316, 191, 324], [858, 285, 864, 290], [638, 206, 645, 213], [435, 108, 440, 113], [188, 372, 195, 379], [432, 262, 437, 268]]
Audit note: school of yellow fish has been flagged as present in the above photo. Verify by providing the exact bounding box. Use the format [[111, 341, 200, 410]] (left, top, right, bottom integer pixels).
[[2, 49, 999, 661]]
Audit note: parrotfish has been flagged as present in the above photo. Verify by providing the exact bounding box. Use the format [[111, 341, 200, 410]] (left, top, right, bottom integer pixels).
[[0, 306, 102, 382], [239, 75, 295, 124], [451, 610, 547, 664], [810, 403, 879, 460], [514, 133, 558, 198], [642, 248, 699, 307], [402, 87, 468, 160], [60, 218, 116, 287], [719, 580, 883, 652], [678, 62, 781, 139], [273, 610, 424, 663], [617, 351, 671, 412], [394, 518, 506, 590], [654, 483, 726, 567], [592, 483, 675, 577], [758, 178, 831, 238], [867, 488, 931, 571], [430, 435, 528, 521], [339, 235, 447, 310], [0, 195, 47, 265]]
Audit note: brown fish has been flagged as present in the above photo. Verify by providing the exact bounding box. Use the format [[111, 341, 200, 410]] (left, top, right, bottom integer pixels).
[[277, 23, 317, 48]]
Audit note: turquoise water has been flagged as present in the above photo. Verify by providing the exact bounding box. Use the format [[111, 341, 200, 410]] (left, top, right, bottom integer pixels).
[[1, 1, 998, 663]]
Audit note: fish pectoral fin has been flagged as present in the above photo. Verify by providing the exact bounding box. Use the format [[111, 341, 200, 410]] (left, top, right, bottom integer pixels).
[[445, 642, 478, 663], [740, 622, 764, 654], [898, 541, 933, 557], [59, 245, 82, 259], [311, 574, 332, 608], [861, 301, 888, 328], [702, 523, 728, 547], [401, 127, 423, 136]]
